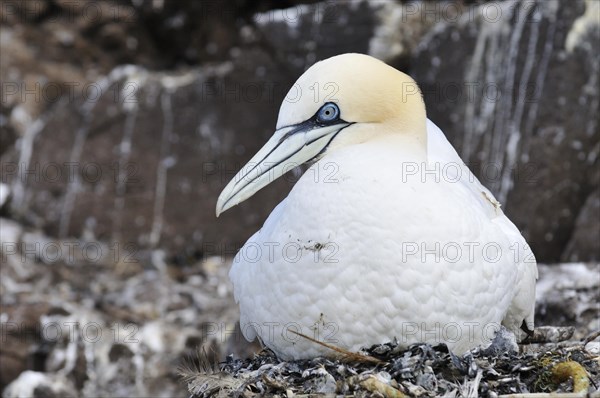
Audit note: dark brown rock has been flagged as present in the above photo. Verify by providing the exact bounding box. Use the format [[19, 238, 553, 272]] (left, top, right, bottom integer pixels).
[[0, 302, 51, 389], [3, 0, 597, 262], [411, 0, 599, 262], [563, 188, 600, 262], [1, 1, 391, 259]]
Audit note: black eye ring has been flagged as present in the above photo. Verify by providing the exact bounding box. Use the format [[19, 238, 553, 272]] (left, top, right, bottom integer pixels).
[[316, 102, 340, 123]]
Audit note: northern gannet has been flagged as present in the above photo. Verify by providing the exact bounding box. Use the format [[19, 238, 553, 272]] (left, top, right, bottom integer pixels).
[[216, 53, 538, 360]]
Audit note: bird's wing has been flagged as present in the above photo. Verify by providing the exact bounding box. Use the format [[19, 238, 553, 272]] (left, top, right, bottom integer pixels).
[[426, 119, 538, 335], [426, 119, 500, 218]]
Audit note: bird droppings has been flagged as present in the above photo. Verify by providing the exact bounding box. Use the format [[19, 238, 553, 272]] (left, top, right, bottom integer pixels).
[[303, 242, 325, 252], [183, 338, 600, 397], [481, 190, 502, 211]]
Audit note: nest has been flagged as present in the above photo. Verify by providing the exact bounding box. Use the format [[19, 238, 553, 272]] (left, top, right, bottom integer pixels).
[[183, 331, 600, 398]]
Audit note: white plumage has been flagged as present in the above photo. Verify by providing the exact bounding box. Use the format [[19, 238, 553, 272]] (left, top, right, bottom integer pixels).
[[217, 54, 537, 360]]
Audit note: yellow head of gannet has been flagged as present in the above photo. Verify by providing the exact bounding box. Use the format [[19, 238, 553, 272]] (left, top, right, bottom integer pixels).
[[216, 53, 427, 216]]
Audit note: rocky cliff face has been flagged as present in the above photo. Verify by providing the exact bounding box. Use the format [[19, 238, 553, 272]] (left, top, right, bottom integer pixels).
[[1, 0, 598, 263], [1, 0, 599, 394], [412, 0, 599, 262]]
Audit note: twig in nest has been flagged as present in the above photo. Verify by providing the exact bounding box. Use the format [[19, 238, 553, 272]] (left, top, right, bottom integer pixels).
[[583, 330, 600, 346], [178, 345, 220, 381], [523, 326, 575, 344], [288, 330, 382, 364], [178, 346, 243, 397], [261, 373, 287, 391]]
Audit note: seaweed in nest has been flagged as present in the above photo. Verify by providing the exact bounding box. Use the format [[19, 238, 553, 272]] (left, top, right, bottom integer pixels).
[[184, 331, 600, 397]]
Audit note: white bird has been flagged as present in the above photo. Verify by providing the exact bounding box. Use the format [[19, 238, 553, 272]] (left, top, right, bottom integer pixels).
[[216, 53, 538, 360]]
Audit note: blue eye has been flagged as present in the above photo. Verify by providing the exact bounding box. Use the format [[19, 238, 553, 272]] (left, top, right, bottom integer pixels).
[[317, 103, 340, 123]]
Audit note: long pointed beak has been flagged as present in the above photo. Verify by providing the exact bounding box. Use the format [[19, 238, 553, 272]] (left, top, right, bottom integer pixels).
[[216, 121, 351, 216]]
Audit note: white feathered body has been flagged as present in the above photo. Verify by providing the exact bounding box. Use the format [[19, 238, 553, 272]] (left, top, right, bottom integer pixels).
[[230, 120, 537, 360]]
